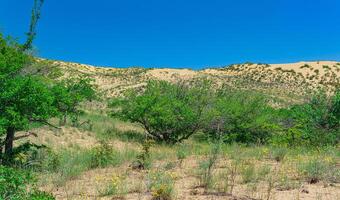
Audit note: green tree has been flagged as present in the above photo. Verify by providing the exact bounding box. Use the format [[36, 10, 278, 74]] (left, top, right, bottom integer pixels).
[[277, 90, 340, 147], [110, 80, 211, 143], [0, 75, 57, 159], [0, 0, 52, 162], [203, 88, 278, 144], [52, 77, 96, 126]]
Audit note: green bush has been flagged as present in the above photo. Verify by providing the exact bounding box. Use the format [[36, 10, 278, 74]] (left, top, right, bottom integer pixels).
[[147, 170, 175, 200], [203, 89, 278, 144], [110, 80, 211, 144], [276, 90, 340, 147], [299, 159, 329, 183], [0, 166, 54, 200], [90, 141, 121, 168]]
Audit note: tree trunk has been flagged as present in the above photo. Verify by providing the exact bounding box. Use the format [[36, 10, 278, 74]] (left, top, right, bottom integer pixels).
[[5, 127, 15, 156]]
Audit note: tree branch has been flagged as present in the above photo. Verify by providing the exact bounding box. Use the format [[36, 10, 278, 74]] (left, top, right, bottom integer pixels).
[[31, 119, 61, 129], [0, 132, 38, 147], [14, 132, 38, 141]]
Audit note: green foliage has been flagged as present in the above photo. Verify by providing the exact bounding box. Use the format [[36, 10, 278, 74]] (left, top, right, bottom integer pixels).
[[0, 34, 58, 160], [132, 139, 153, 170], [0, 34, 29, 80], [98, 174, 126, 197], [1, 142, 56, 170], [0, 166, 54, 200], [276, 90, 340, 147], [52, 77, 96, 126], [89, 141, 121, 168], [110, 80, 210, 143], [148, 170, 175, 200], [29, 191, 55, 200], [203, 88, 277, 144], [0, 33, 95, 162], [0, 76, 56, 132], [299, 159, 329, 184]]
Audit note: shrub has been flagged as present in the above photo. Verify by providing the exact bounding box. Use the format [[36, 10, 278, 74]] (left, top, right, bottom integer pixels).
[[29, 191, 55, 200], [203, 88, 278, 144], [132, 139, 153, 170], [99, 174, 126, 197], [90, 141, 121, 168], [0, 166, 55, 200], [148, 170, 175, 200], [197, 142, 221, 190], [276, 90, 340, 147], [110, 80, 211, 144], [240, 163, 257, 184], [299, 159, 328, 184]]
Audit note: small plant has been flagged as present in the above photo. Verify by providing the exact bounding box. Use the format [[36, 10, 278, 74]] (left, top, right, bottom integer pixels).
[[323, 65, 331, 70], [54, 149, 92, 186], [270, 147, 287, 162], [300, 64, 311, 69], [276, 174, 301, 191], [148, 170, 175, 200], [257, 165, 271, 180], [197, 142, 221, 191], [99, 174, 126, 198], [163, 161, 177, 170], [266, 173, 275, 200], [90, 141, 121, 168], [216, 160, 239, 194], [132, 139, 153, 170], [299, 159, 327, 184], [241, 163, 257, 184], [241, 163, 258, 183], [176, 145, 188, 166]]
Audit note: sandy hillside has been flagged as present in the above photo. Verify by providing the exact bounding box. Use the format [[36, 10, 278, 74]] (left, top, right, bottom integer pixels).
[[37, 59, 340, 103]]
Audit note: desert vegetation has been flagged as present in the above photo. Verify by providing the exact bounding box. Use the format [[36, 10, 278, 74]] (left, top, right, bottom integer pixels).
[[1, 1, 339, 200]]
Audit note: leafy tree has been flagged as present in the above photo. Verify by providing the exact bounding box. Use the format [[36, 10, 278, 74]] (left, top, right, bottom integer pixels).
[[0, 0, 92, 163], [203, 88, 278, 144], [0, 75, 57, 158], [277, 90, 340, 147], [110, 80, 211, 143], [52, 77, 96, 126]]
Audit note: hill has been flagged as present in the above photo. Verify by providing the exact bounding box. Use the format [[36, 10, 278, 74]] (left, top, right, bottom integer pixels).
[[38, 59, 340, 105]]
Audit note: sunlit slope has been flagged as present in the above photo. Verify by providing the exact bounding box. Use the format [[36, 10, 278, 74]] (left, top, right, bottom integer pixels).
[[37, 59, 340, 104]]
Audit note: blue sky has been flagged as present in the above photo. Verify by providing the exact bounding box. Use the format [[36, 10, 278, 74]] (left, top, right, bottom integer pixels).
[[1, 0, 340, 69]]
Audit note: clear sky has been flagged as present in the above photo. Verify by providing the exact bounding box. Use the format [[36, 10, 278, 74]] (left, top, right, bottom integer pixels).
[[1, 0, 340, 69]]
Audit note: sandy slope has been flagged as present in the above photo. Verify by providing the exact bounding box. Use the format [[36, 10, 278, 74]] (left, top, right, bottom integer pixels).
[[38, 59, 340, 104]]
